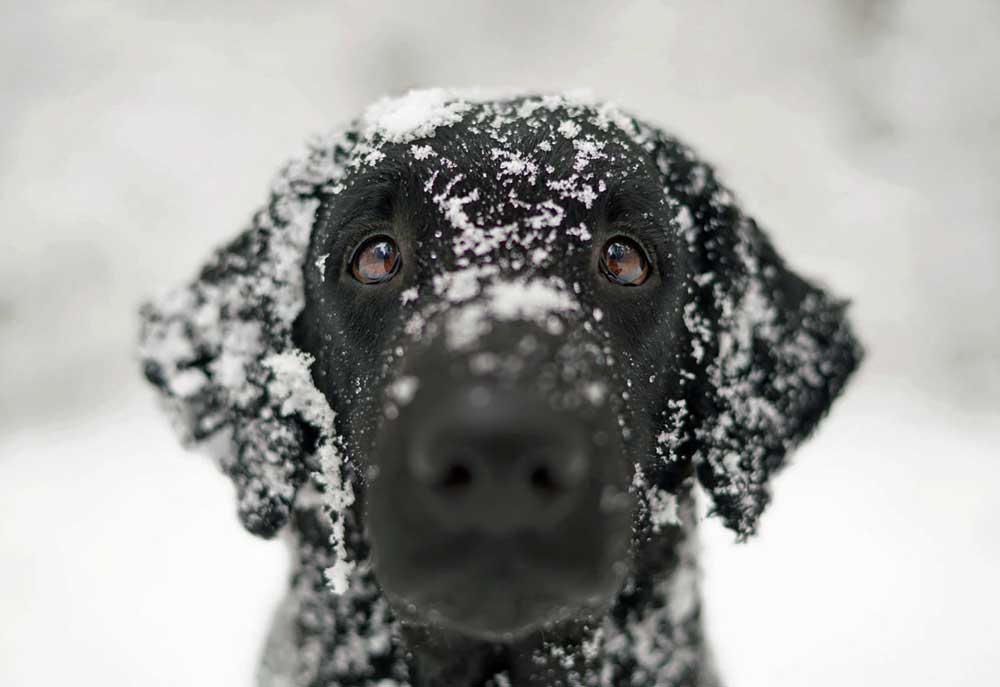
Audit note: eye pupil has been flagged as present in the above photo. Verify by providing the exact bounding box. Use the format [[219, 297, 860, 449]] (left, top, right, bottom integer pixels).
[[352, 236, 401, 284], [600, 237, 650, 286]]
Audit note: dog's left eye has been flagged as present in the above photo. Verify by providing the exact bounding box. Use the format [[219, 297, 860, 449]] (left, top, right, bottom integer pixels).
[[351, 236, 401, 284], [599, 237, 650, 286]]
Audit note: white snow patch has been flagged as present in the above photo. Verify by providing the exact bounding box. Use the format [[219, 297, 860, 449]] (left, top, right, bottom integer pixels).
[[409, 144, 436, 160], [567, 222, 592, 241], [400, 286, 419, 305], [486, 278, 578, 321], [442, 277, 579, 350], [387, 375, 420, 406], [558, 119, 582, 139], [433, 264, 499, 303], [168, 368, 208, 397], [583, 381, 608, 405], [315, 253, 330, 280], [361, 88, 474, 143], [263, 351, 336, 433]]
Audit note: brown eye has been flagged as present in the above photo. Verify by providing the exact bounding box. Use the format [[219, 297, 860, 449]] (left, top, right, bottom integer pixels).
[[351, 236, 401, 284], [599, 237, 650, 286]]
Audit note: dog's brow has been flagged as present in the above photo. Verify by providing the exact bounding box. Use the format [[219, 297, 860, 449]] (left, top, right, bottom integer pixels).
[[604, 184, 662, 225], [342, 179, 396, 222]]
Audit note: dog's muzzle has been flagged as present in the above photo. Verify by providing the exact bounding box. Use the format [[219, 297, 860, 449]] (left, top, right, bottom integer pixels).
[[365, 320, 633, 640]]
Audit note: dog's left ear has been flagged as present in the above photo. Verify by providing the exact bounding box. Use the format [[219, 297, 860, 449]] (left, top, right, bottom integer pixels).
[[646, 127, 863, 538]]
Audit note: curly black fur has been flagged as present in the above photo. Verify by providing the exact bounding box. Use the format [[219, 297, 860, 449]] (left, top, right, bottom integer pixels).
[[139, 91, 861, 687]]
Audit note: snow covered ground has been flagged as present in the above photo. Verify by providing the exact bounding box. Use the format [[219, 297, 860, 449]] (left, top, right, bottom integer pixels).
[[2, 373, 997, 686], [2, 2, 997, 685]]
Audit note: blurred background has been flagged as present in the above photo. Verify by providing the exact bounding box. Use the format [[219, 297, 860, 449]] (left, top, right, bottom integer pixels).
[[1, 1, 997, 685]]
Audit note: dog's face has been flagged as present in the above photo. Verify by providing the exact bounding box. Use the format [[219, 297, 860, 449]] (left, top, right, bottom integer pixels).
[[288, 97, 858, 641], [294, 111, 688, 639], [140, 92, 860, 655]]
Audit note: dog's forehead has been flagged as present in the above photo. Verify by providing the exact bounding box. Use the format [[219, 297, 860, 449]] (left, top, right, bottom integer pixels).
[[336, 96, 671, 355], [333, 95, 664, 281], [343, 94, 657, 237]]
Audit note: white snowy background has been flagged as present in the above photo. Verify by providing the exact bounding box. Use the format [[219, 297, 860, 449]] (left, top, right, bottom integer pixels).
[[1, 1, 998, 685]]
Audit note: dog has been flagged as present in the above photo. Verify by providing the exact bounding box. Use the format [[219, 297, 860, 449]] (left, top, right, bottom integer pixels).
[[139, 90, 861, 687]]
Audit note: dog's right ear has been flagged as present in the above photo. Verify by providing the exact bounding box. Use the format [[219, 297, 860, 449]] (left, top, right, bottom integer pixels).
[[139, 220, 306, 538], [138, 163, 346, 540], [138, 132, 361, 595]]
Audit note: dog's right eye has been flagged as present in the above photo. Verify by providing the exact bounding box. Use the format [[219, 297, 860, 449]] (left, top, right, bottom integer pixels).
[[350, 236, 401, 284], [599, 236, 651, 286]]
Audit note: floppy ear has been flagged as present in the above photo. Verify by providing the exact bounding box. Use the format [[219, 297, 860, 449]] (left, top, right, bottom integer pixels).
[[138, 138, 354, 540], [138, 219, 307, 537], [647, 128, 863, 538]]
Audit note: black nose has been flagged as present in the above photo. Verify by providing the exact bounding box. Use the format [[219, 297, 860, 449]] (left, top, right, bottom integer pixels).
[[408, 401, 591, 535], [367, 378, 633, 639]]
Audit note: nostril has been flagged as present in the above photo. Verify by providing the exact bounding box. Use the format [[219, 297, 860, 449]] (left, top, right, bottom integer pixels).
[[529, 464, 560, 494], [438, 462, 473, 490], [410, 447, 477, 491]]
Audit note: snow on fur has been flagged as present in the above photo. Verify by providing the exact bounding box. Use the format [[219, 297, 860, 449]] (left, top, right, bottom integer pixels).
[[139, 89, 860, 687]]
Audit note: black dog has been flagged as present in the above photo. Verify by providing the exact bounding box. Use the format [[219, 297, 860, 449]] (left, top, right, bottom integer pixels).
[[140, 91, 860, 687]]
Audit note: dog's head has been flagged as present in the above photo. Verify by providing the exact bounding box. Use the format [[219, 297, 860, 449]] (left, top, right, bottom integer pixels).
[[140, 91, 860, 646]]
